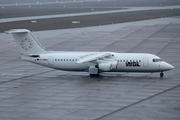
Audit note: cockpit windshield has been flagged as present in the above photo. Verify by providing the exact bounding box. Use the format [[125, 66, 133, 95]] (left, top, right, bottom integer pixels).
[[153, 59, 163, 62]]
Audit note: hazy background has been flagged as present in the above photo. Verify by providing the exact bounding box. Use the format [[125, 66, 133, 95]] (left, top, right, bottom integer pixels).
[[1, 0, 180, 32]]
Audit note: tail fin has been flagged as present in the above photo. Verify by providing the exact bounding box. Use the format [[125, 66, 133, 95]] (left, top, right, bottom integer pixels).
[[5, 29, 47, 55]]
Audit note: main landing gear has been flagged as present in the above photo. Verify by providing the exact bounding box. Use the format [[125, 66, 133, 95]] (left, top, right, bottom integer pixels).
[[160, 72, 164, 77], [89, 66, 99, 77], [90, 74, 99, 77]]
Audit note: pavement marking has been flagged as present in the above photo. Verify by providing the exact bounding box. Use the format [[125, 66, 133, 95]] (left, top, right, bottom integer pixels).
[[1, 73, 23, 76], [9, 41, 17, 46], [9, 41, 14, 44]]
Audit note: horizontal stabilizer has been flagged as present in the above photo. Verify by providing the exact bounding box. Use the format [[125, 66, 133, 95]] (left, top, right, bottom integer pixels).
[[5, 29, 30, 34]]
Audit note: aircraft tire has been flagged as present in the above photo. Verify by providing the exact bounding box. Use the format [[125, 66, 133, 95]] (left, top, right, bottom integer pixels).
[[160, 72, 164, 77], [90, 74, 99, 77]]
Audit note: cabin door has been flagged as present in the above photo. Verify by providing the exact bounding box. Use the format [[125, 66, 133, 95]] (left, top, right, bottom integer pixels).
[[143, 57, 149, 67], [48, 56, 54, 66]]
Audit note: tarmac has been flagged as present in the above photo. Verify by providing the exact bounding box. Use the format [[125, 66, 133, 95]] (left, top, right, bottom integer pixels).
[[0, 5, 180, 23], [0, 0, 107, 7], [0, 16, 180, 120]]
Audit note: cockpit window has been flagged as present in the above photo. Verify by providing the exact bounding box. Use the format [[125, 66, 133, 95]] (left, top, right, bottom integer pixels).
[[153, 59, 163, 62]]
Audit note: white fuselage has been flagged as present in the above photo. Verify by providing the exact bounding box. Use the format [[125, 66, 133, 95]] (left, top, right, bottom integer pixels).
[[5, 29, 174, 77], [22, 52, 173, 73]]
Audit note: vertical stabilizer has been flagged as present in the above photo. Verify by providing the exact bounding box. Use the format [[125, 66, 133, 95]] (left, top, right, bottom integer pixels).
[[5, 29, 47, 55]]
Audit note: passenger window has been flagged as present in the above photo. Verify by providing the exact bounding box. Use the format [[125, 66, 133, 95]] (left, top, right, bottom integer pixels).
[[70, 59, 71, 61], [64, 59, 65, 61], [123, 60, 125, 62], [55, 59, 57, 61], [120, 60, 122, 62], [153, 59, 155, 62], [139, 60, 141, 62], [72, 59, 74, 61]]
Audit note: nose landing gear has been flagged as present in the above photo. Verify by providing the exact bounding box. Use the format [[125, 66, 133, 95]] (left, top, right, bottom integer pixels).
[[160, 72, 164, 77]]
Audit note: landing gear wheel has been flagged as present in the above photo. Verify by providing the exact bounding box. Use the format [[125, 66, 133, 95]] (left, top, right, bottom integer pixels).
[[90, 74, 99, 77], [160, 72, 164, 77]]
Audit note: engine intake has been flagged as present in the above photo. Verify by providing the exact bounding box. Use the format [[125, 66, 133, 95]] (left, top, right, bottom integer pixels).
[[98, 61, 118, 71], [110, 61, 118, 69], [98, 63, 112, 71]]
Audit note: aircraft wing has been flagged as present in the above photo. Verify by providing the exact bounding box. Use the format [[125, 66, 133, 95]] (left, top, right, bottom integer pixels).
[[76, 52, 111, 64]]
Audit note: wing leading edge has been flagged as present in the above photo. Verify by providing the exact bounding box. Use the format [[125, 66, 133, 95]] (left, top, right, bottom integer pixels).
[[76, 52, 112, 64]]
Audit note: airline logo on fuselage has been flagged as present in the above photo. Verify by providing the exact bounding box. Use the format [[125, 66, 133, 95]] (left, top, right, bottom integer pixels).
[[126, 62, 140, 67], [20, 38, 34, 51]]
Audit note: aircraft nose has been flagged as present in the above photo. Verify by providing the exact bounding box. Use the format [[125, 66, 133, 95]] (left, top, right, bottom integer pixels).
[[161, 62, 174, 71]]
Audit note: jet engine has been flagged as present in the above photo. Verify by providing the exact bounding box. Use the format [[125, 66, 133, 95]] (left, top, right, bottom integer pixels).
[[110, 61, 118, 69], [98, 63, 112, 71], [98, 61, 118, 71]]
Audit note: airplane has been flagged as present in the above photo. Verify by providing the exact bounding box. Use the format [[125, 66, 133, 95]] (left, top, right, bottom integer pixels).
[[5, 29, 174, 77]]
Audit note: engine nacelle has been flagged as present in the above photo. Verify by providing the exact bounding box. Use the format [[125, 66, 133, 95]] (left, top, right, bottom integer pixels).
[[98, 61, 118, 71], [98, 63, 112, 71], [111, 61, 118, 69]]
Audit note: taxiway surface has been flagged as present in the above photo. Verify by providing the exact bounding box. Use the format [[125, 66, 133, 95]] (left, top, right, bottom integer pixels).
[[0, 16, 180, 120], [0, 5, 180, 23]]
